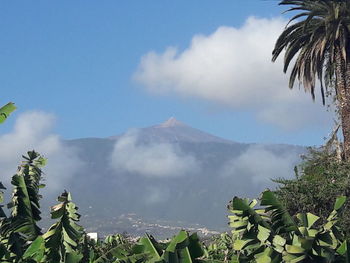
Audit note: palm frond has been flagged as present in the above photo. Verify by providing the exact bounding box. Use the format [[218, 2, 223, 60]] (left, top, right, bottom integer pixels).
[[273, 0, 350, 105]]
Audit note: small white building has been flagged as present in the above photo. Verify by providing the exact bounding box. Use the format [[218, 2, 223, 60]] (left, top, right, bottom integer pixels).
[[87, 232, 98, 241]]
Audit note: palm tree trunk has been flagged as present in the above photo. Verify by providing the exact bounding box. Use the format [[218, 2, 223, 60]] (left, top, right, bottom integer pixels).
[[335, 49, 350, 160]]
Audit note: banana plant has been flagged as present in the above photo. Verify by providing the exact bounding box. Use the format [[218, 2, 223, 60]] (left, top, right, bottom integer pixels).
[[0, 151, 46, 262], [41, 191, 84, 263], [228, 190, 349, 263], [9, 151, 46, 238], [137, 230, 205, 263], [22, 191, 85, 263], [93, 230, 207, 263], [89, 234, 136, 263], [203, 233, 237, 262], [228, 197, 280, 262], [0, 151, 85, 263]]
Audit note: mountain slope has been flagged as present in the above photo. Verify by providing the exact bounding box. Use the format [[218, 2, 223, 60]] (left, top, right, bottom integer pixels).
[[42, 118, 305, 238]]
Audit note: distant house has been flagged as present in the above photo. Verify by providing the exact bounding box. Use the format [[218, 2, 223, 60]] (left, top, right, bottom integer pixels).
[[87, 232, 98, 241]]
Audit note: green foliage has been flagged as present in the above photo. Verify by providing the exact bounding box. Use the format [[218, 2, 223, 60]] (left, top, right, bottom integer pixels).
[[87, 233, 135, 263], [0, 152, 85, 263], [272, 0, 350, 104], [274, 148, 350, 236], [81, 230, 207, 263], [203, 233, 236, 262], [133, 230, 205, 263], [0, 151, 46, 261], [228, 190, 348, 263], [42, 191, 84, 263], [9, 151, 46, 238], [0, 102, 16, 124], [22, 236, 45, 262], [21, 191, 85, 263]]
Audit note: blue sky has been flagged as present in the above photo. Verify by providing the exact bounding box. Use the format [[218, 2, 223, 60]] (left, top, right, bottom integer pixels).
[[0, 1, 334, 145]]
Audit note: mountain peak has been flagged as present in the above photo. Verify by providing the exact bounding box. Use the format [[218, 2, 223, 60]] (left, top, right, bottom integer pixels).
[[109, 117, 235, 144], [158, 117, 186, 128]]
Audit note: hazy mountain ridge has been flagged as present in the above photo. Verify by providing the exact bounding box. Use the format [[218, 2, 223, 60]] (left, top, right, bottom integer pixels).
[[49, 118, 305, 238], [109, 117, 236, 144]]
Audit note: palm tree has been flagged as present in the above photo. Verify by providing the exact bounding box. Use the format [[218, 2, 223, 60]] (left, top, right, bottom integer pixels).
[[272, 0, 350, 160]]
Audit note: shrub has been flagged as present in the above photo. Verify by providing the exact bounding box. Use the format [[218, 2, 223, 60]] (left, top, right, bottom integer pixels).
[[274, 148, 350, 236]]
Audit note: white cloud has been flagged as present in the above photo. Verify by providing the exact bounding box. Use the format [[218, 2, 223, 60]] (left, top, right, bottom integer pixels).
[[144, 186, 170, 204], [134, 16, 333, 130], [0, 111, 84, 194], [109, 130, 199, 178], [221, 145, 300, 186]]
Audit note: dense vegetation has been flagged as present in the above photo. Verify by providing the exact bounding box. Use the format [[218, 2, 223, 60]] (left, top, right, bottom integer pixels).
[[274, 148, 350, 236]]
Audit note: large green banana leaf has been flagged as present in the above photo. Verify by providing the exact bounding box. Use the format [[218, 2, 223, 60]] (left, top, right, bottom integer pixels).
[[43, 191, 84, 263], [260, 190, 299, 234]]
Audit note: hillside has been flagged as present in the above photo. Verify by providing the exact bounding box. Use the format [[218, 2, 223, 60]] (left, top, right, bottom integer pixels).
[[41, 118, 305, 238]]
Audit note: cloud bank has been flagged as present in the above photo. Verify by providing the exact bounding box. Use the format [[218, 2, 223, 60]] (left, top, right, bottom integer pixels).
[[221, 145, 300, 186], [109, 130, 199, 178], [134, 16, 333, 130], [144, 186, 171, 204], [0, 111, 84, 194]]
